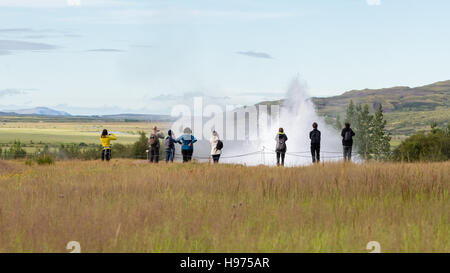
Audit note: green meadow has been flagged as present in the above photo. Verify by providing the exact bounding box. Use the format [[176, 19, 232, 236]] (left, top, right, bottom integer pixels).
[[0, 120, 170, 152]]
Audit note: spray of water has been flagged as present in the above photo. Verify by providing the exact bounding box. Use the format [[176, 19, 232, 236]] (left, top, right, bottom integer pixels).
[[221, 77, 342, 166]]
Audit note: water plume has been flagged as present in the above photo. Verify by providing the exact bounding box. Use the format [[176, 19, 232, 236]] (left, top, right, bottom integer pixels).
[[221, 77, 342, 166]]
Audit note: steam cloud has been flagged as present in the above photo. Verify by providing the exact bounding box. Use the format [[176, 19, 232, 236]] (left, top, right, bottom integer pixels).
[[220, 77, 342, 166]]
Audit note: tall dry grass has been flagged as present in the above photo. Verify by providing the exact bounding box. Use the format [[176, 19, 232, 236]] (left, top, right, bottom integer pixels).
[[0, 159, 448, 252]]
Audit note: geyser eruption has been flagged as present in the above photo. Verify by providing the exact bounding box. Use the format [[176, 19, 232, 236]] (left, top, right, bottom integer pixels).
[[221, 77, 342, 166]]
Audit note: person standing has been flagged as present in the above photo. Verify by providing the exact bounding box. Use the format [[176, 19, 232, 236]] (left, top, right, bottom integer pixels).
[[164, 129, 176, 163], [309, 122, 321, 163], [210, 130, 222, 164], [176, 127, 197, 162], [148, 126, 164, 163], [275, 128, 288, 166], [341, 122, 355, 161], [100, 129, 117, 161]]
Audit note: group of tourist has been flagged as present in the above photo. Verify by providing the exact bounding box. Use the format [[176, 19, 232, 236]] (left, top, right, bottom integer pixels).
[[273, 122, 355, 166], [100, 126, 221, 163], [100, 123, 355, 165]]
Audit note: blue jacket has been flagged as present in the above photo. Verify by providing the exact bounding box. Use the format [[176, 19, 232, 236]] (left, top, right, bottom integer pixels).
[[176, 134, 197, 150]]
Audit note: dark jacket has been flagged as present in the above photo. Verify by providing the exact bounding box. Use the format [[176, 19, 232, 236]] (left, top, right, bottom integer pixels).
[[164, 135, 176, 150], [309, 129, 321, 145], [275, 133, 288, 152], [341, 128, 355, 146]]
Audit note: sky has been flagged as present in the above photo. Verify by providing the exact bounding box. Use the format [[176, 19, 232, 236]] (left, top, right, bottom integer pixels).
[[0, 0, 449, 115]]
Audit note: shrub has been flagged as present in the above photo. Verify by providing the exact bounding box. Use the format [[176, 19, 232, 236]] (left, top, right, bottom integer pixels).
[[131, 131, 149, 159], [36, 154, 55, 165], [112, 143, 133, 158], [393, 125, 450, 162], [7, 141, 27, 159]]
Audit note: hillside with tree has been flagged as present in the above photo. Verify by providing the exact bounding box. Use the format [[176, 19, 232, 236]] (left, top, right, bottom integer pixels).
[[258, 80, 450, 138], [312, 80, 449, 136]]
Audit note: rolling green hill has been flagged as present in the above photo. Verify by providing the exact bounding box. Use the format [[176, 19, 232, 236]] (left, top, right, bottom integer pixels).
[[260, 80, 450, 138], [312, 80, 449, 136]]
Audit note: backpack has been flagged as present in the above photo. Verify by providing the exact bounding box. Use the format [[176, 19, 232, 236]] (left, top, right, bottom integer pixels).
[[311, 130, 320, 144], [276, 134, 287, 151], [164, 136, 172, 149], [344, 130, 353, 141], [149, 133, 158, 147], [216, 140, 223, 150]]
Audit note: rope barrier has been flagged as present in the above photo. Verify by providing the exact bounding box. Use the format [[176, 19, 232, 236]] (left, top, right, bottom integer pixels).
[[1, 144, 362, 162], [289, 151, 343, 154], [168, 150, 350, 160]]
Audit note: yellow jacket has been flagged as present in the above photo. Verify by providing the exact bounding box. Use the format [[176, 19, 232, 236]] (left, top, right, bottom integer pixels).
[[100, 134, 117, 148]]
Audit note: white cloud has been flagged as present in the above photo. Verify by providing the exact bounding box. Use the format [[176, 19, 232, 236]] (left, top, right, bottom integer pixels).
[[0, 28, 34, 33], [236, 51, 273, 59], [0, 89, 29, 97], [0, 40, 59, 55], [0, 28, 82, 41]]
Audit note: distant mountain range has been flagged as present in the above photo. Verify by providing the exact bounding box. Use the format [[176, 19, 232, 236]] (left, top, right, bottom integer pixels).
[[0, 107, 173, 122], [93, 113, 174, 122], [2, 107, 71, 116]]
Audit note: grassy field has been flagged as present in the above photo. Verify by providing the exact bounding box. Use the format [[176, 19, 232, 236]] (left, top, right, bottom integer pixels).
[[0, 159, 448, 253], [0, 121, 171, 152]]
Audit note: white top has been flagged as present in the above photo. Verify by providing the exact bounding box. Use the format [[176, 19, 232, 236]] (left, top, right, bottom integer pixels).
[[210, 134, 222, 155]]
